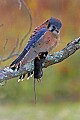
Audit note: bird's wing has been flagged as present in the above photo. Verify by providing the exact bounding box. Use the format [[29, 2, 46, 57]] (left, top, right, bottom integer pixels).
[[10, 28, 47, 67], [30, 19, 49, 39]]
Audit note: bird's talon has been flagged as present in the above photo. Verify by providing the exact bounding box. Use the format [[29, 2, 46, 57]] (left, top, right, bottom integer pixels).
[[27, 76, 30, 80], [21, 79, 24, 82], [37, 55, 40, 60], [18, 79, 21, 82], [27, 72, 33, 80], [30, 74, 33, 78]]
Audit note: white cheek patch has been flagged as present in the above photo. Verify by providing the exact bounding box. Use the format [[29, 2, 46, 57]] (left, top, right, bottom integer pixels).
[[48, 25, 60, 35], [48, 25, 53, 31], [53, 30, 60, 35]]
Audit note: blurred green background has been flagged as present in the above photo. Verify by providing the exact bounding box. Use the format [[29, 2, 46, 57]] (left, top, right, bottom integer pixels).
[[0, 0, 80, 120]]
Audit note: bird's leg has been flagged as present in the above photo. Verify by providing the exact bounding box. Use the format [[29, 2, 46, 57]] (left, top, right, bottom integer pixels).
[[37, 55, 40, 60]]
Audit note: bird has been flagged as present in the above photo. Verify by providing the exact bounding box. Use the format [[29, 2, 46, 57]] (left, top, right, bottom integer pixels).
[[10, 17, 62, 104], [10, 17, 62, 70]]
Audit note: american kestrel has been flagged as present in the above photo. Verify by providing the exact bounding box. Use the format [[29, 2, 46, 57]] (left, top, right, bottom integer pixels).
[[10, 17, 62, 104], [10, 17, 62, 69]]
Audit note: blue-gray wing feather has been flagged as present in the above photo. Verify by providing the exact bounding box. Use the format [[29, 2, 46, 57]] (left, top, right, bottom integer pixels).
[[10, 28, 47, 66]]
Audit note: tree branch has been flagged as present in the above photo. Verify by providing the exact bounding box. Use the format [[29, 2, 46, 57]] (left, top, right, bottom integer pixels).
[[17, 0, 32, 53], [0, 37, 80, 83], [0, 0, 32, 62]]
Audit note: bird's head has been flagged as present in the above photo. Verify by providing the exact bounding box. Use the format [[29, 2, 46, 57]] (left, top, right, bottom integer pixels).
[[47, 17, 62, 34]]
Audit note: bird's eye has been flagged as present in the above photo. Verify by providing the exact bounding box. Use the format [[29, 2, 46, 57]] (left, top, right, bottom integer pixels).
[[52, 25, 56, 30]]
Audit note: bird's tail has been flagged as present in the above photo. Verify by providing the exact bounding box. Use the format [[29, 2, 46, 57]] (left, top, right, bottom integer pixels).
[[10, 48, 27, 68]]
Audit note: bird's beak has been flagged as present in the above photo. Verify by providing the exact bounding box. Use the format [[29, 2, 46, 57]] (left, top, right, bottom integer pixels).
[[55, 29, 60, 34]]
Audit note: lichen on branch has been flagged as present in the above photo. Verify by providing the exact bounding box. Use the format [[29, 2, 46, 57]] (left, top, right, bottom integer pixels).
[[0, 37, 80, 83]]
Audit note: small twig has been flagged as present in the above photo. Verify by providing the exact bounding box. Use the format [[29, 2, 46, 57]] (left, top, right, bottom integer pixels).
[[3, 38, 8, 50], [18, 0, 22, 10], [18, 0, 32, 52], [0, 38, 19, 62], [0, 1, 32, 62], [9, 38, 19, 56], [0, 52, 18, 62]]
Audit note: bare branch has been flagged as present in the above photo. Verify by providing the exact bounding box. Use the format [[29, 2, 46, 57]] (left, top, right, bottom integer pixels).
[[0, 37, 80, 83], [9, 38, 19, 56], [3, 38, 8, 50], [18, 0, 32, 52], [0, 52, 18, 62], [0, 0, 32, 62], [18, 0, 22, 10], [0, 38, 19, 62]]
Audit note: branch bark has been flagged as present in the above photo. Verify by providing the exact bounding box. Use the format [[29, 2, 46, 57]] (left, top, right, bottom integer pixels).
[[0, 37, 80, 83]]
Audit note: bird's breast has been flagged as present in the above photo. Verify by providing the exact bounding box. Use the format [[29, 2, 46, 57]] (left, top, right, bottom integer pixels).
[[34, 30, 60, 52], [20, 30, 60, 66]]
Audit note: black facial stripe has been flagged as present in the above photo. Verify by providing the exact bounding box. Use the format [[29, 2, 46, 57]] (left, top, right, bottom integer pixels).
[[56, 30, 59, 33], [51, 28, 54, 32], [47, 23, 50, 29]]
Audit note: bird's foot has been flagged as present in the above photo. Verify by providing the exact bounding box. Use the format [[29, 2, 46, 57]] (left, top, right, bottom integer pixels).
[[18, 71, 33, 82], [37, 55, 40, 60], [18, 74, 26, 82], [27, 71, 33, 80]]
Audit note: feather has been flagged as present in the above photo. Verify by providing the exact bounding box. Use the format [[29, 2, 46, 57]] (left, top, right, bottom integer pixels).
[[30, 19, 49, 39], [10, 28, 47, 67]]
